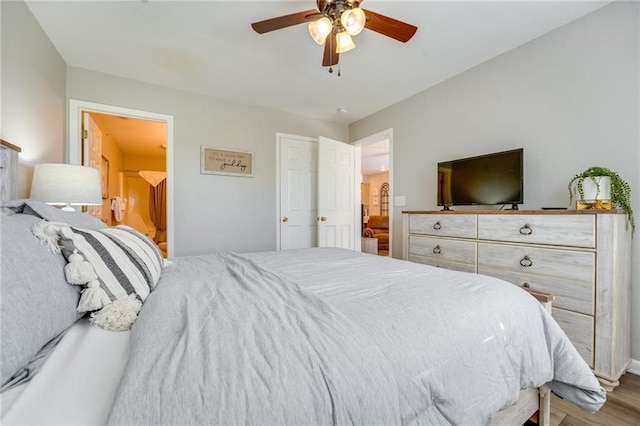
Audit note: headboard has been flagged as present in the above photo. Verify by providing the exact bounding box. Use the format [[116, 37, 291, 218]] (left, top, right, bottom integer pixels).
[[0, 139, 21, 202]]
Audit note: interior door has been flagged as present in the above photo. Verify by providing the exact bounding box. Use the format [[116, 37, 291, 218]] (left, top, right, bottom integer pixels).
[[278, 135, 318, 250], [318, 136, 356, 249], [83, 112, 102, 219]]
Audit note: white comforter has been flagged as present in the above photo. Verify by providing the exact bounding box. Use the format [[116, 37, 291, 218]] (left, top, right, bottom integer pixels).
[[108, 248, 605, 425]]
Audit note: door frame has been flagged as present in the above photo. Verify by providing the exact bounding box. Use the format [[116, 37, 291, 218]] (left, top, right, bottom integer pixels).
[[353, 128, 393, 258], [67, 99, 175, 257]]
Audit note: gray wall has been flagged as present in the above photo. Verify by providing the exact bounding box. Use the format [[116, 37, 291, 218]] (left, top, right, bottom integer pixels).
[[350, 2, 640, 361], [67, 68, 348, 256], [0, 0, 66, 197]]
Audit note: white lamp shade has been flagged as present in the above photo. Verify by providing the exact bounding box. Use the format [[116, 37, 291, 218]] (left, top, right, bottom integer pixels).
[[341, 7, 366, 36], [30, 163, 102, 207]]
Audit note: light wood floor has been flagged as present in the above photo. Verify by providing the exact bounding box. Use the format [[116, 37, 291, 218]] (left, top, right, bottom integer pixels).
[[550, 373, 640, 425]]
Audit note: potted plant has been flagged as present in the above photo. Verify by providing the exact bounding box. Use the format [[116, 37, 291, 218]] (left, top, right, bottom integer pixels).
[[568, 166, 634, 234]]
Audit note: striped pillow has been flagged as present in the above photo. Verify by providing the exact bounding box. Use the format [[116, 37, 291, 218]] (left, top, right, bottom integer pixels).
[[58, 225, 163, 303]]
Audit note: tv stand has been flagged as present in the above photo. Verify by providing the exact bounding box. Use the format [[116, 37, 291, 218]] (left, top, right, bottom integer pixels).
[[441, 205, 452, 211], [509, 204, 519, 210]]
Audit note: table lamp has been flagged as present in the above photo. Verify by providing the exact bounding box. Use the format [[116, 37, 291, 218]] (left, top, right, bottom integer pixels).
[[30, 163, 102, 212]]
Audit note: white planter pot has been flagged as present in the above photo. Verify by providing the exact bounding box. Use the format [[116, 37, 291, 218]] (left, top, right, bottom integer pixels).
[[578, 176, 611, 202]]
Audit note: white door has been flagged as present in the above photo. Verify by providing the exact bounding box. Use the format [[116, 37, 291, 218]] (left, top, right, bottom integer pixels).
[[278, 135, 318, 250], [318, 136, 357, 249], [83, 112, 102, 219]]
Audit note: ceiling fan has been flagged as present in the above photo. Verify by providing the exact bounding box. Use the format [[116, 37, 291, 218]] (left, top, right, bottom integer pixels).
[[251, 0, 417, 73]]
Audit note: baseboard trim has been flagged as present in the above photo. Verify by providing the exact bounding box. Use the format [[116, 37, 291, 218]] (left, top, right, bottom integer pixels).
[[628, 359, 640, 375]]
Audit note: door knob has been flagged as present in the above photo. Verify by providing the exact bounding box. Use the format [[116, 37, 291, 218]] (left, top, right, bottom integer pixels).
[[282, 217, 288, 222], [320, 216, 327, 222]]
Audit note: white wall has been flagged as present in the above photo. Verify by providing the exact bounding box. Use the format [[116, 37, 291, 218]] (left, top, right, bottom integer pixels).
[[350, 2, 640, 361], [67, 67, 348, 256], [367, 172, 389, 216], [0, 0, 66, 197]]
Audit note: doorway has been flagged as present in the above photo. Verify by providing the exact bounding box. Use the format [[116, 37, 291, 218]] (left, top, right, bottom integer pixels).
[[68, 100, 175, 257], [89, 113, 168, 256], [355, 129, 393, 257]]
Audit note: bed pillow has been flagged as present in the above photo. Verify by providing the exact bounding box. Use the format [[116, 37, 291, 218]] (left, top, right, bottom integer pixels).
[[57, 225, 164, 331], [0, 212, 82, 388], [3, 199, 106, 229]]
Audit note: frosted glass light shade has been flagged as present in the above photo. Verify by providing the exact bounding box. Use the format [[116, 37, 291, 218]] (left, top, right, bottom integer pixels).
[[341, 7, 366, 36], [308, 17, 333, 45], [30, 163, 102, 211], [336, 31, 355, 53]]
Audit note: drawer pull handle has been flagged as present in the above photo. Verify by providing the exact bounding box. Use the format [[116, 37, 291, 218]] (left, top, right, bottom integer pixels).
[[519, 224, 533, 235], [519, 256, 533, 268], [433, 221, 442, 230], [433, 245, 442, 254]]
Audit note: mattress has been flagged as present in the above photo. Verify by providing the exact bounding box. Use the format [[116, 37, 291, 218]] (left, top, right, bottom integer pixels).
[[1, 318, 130, 425]]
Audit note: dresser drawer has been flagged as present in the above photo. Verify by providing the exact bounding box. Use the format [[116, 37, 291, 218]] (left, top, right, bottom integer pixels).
[[409, 214, 476, 238], [477, 243, 595, 282], [409, 236, 476, 273], [477, 215, 595, 248], [477, 267, 594, 315], [552, 308, 594, 367]]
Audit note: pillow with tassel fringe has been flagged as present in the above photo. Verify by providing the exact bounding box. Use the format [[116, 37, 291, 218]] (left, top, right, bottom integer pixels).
[[36, 222, 164, 331]]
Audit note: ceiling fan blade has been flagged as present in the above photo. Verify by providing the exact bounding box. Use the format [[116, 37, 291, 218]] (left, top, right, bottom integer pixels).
[[363, 9, 417, 43], [322, 28, 339, 67], [251, 9, 320, 34]]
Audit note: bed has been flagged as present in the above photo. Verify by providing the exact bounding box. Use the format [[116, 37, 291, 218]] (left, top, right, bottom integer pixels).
[[1, 200, 606, 425]]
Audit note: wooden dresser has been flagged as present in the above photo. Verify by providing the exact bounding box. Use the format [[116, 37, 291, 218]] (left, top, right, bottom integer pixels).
[[402, 210, 632, 390]]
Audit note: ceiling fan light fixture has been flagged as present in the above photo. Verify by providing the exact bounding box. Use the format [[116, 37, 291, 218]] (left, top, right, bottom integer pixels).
[[340, 7, 366, 36], [308, 17, 333, 45], [336, 31, 355, 53]]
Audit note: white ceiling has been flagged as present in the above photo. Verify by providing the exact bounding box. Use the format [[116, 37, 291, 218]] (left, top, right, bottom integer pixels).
[[91, 113, 167, 157], [26, 1, 611, 125], [361, 138, 389, 175]]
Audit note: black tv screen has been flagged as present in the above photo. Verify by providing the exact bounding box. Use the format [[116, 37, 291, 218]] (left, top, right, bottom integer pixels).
[[437, 148, 523, 208]]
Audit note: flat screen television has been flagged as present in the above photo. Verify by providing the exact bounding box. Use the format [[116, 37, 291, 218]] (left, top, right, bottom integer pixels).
[[437, 148, 523, 210]]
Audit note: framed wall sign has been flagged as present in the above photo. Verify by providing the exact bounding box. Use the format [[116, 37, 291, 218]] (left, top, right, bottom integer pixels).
[[201, 146, 254, 177]]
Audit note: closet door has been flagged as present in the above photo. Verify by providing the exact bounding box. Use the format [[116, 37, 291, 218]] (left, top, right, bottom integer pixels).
[[277, 134, 358, 251], [317, 136, 356, 250], [278, 135, 318, 250]]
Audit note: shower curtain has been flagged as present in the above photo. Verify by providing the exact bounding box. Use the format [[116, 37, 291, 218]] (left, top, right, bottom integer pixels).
[[139, 171, 167, 244], [149, 179, 166, 244]]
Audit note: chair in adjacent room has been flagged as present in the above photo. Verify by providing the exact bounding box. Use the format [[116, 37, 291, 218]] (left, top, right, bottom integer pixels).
[[363, 215, 389, 256]]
